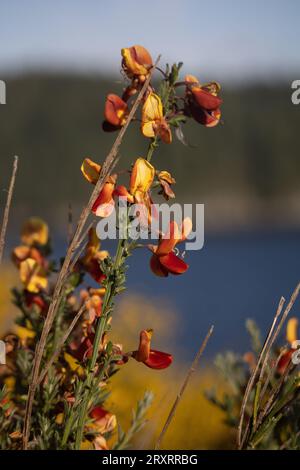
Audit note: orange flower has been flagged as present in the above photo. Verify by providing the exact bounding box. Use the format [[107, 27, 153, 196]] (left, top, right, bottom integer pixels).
[[21, 217, 48, 246], [80, 228, 108, 283], [103, 94, 128, 132], [277, 317, 299, 375], [141, 93, 172, 143], [81, 158, 116, 217], [157, 170, 176, 200], [132, 329, 173, 369], [185, 74, 222, 127], [148, 218, 192, 277], [121, 45, 153, 81]]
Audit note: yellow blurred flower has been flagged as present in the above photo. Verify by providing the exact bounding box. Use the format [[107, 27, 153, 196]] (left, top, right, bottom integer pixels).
[[21, 217, 48, 246]]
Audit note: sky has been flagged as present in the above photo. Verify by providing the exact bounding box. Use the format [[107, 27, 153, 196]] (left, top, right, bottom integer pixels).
[[0, 0, 300, 81]]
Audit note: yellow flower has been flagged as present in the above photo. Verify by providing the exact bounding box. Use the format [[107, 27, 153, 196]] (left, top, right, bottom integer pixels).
[[21, 217, 48, 246], [130, 158, 155, 202], [19, 258, 48, 293], [286, 317, 298, 344], [141, 93, 172, 143]]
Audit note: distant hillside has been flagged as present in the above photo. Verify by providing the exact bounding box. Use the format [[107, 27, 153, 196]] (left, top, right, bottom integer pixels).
[[0, 74, 299, 231]]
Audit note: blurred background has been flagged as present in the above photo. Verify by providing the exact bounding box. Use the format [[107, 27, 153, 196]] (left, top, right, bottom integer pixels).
[[1, 0, 300, 448]]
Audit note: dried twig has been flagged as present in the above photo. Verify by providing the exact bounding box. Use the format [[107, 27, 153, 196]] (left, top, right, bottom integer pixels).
[[37, 304, 86, 386], [154, 325, 214, 450], [67, 203, 73, 245], [0, 156, 18, 265], [23, 57, 160, 449]]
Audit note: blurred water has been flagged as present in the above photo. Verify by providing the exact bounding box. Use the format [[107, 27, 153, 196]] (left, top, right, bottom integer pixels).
[[52, 230, 300, 360], [117, 230, 300, 359]]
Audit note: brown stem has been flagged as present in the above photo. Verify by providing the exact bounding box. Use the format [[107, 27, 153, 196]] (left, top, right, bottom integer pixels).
[[0, 156, 18, 265], [22, 57, 160, 450], [154, 325, 214, 450], [67, 203, 73, 245]]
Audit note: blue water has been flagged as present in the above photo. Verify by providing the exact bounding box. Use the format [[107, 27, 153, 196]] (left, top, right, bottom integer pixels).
[[45, 230, 300, 360], [119, 230, 300, 359]]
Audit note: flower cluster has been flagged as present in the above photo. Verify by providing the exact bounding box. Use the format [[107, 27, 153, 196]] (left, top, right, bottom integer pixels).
[[0, 45, 222, 450]]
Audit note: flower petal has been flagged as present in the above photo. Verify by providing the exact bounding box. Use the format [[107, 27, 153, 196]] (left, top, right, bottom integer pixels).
[[142, 93, 163, 122], [181, 217, 193, 241], [156, 221, 180, 256], [104, 94, 128, 127], [150, 254, 169, 277], [287, 317, 298, 345], [132, 329, 153, 362], [81, 158, 101, 184], [130, 158, 155, 196], [191, 88, 222, 111], [92, 178, 116, 217], [121, 45, 152, 77], [159, 251, 189, 275], [144, 350, 173, 369]]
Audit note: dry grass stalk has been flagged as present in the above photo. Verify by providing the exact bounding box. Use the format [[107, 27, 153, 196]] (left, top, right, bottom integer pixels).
[[37, 304, 86, 386], [0, 156, 18, 265], [237, 295, 285, 448], [238, 281, 300, 449], [23, 57, 160, 449], [155, 325, 214, 450]]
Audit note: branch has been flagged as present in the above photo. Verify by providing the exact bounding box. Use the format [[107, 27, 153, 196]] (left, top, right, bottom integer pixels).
[[154, 325, 214, 450], [0, 156, 18, 265]]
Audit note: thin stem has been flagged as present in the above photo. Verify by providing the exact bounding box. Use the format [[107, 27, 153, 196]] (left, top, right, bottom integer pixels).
[[146, 137, 158, 162], [0, 156, 18, 265], [154, 325, 214, 450]]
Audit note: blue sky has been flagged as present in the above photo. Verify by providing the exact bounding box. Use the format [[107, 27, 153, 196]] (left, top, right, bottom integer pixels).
[[0, 0, 299, 81]]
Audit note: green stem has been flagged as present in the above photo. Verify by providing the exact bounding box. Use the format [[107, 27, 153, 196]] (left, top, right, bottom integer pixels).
[[74, 237, 126, 449], [146, 137, 158, 162]]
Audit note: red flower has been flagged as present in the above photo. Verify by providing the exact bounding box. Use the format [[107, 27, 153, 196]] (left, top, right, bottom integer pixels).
[[24, 292, 48, 312], [185, 74, 222, 127], [148, 218, 192, 277], [103, 94, 129, 132], [132, 329, 173, 369]]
